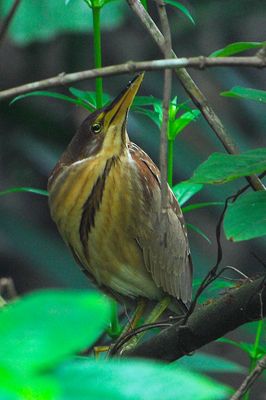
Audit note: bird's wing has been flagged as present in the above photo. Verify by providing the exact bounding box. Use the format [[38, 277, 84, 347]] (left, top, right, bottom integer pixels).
[[129, 143, 193, 305]]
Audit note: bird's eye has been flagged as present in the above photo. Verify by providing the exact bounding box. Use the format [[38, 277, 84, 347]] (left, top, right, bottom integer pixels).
[[91, 123, 102, 134]]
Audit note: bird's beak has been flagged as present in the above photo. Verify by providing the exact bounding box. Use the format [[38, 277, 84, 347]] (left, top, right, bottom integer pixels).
[[103, 73, 144, 129]]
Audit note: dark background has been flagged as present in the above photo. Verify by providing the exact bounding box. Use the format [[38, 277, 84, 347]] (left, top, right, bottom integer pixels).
[[0, 0, 266, 396]]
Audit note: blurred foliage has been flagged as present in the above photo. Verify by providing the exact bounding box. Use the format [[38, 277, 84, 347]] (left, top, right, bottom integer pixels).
[[0, 0, 126, 44], [0, 290, 231, 400]]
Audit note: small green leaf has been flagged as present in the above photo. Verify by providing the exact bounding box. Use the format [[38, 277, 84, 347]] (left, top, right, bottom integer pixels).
[[173, 352, 245, 373], [221, 86, 266, 104], [0, 187, 48, 197], [182, 201, 224, 213], [132, 96, 161, 108], [163, 0, 195, 25], [209, 41, 266, 57], [189, 148, 266, 184], [218, 338, 255, 356], [173, 182, 203, 206], [0, 290, 111, 375], [169, 110, 200, 140], [10, 91, 92, 110], [224, 191, 266, 241], [55, 358, 231, 400], [69, 88, 111, 108], [187, 223, 211, 243]]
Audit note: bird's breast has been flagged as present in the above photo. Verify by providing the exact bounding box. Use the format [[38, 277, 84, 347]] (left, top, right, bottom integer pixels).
[[48, 152, 161, 299]]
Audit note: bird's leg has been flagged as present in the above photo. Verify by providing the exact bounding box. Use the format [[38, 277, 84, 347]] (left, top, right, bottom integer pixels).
[[119, 296, 171, 354], [121, 297, 148, 335], [93, 345, 110, 359]]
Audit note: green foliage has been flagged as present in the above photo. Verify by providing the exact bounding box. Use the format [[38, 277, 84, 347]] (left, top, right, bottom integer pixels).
[[209, 41, 266, 57], [189, 148, 266, 184], [0, 290, 231, 400], [0, 187, 48, 197], [0, 0, 126, 44], [55, 358, 231, 400], [221, 87, 266, 104], [174, 352, 245, 374], [163, 0, 195, 25], [0, 290, 111, 375], [224, 191, 266, 241], [173, 181, 203, 206]]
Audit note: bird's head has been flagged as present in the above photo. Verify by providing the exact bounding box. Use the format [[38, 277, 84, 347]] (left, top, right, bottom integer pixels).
[[56, 73, 144, 169]]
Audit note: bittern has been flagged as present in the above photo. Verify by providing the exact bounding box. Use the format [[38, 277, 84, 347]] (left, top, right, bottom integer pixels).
[[48, 73, 192, 319]]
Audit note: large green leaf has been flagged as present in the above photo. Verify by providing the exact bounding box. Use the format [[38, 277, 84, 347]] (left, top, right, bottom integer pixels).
[[221, 87, 266, 104], [55, 358, 231, 400], [224, 191, 266, 241], [189, 148, 266, 184], [0, 0, 126, 44], [0, 290, 110, 375], [209, 41, 266, 57], [173, 181, 203, 206], [173, 352, 245, 373]]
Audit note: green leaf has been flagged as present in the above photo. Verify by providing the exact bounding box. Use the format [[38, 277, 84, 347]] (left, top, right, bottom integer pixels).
[[69, 88, 111, 108], [133, 107, 161, 129], [224, 191, 266, 241], [169, 109, 200, 140], [187, 223, 211, 244], [189, 148, 266, 184], [0, 290, 111, 375], [173, 352, 245, 373], [182, 201, 224, 213], [221, 86, 266, 104], [1, 0, 126, 44], [0, 370, 58, 400], [209, 41, 266, 57], [173, 182, 203, 206], [163, 0, 195, 25], [10, 91, 91, 110], [132, 95, 161, 108], [55, 358, 231, 400], [0, 187, 48, 197]]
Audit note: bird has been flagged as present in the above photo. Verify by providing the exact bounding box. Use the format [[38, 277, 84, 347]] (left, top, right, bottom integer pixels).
[[48, 73, 192, 320]]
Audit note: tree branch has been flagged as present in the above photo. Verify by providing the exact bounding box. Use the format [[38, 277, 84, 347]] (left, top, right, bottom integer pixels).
[[123, 275, 266, 361], [0, 0, 21, 45], [231, 354, 266, 399], [0, 56, 265, 102], [126, 0, 265, 191]]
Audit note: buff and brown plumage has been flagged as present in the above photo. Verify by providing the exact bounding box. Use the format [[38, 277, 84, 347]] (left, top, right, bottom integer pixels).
[[48, 73, 192, 312]]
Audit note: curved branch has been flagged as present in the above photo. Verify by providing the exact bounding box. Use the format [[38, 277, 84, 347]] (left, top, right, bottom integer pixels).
[[123, 276, 266, 361], [0, 56, 265, 102]]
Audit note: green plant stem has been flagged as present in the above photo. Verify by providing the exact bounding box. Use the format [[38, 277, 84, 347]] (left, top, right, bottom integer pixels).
[[167, 139, 174, 187], [92, 5, 103, 108], [244, 319, 264, 400]]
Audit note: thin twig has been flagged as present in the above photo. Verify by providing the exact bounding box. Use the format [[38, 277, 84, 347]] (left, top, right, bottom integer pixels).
[[155, 0, 172, 210], [0, 56, 265, 102], [0, 0, 21, 45], [126, 0, 265, 192], [230, 355, 266, 400]]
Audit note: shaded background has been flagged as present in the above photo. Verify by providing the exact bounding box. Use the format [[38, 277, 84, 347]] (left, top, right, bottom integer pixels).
[[0, 0, 266, 396]]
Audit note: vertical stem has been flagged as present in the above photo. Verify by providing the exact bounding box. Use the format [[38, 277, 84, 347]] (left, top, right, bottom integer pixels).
[[107, 300, 122, 338], [92, 5, 103, 108], [244, 320, 264, 400], [167, 139, 174, 187]]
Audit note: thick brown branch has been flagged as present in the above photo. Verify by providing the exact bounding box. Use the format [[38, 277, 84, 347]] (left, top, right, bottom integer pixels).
[[126, 0, 265, 191], [231, 354, 266, 399], [123, 276, 266, 361], [0, 56, 265, 102]]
